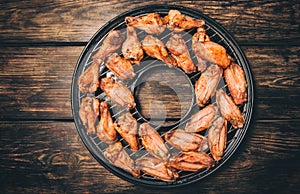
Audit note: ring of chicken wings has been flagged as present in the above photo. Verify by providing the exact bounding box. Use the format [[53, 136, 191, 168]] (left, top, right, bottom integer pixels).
[[79, 97, 99, 135]]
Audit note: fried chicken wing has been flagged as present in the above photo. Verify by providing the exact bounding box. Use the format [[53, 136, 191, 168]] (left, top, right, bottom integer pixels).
[[192, 27, 231, 71], [100, 76, 136, 110], [105, 53, 135, 81], [96, 101, 117, 144], [104, 142, 140, 177], [92, 30, 125, 64], [125, 13, 166, 34], [114, 113, 139, 151], [122, 26, 144, 65], [224, 62, 247, 105], [166, 33, 196, 73], [79, 97, 99, 135], [136, 157, 178, 182], [142, 35, 177, 67], [78, 62, 101, 94], [165, 129, 208, 152], [185, 104, 216, 132], [139, 122, 169, 161], [163, 10, 205, 32], [216, 89, 245, 129], [195, 64, 223, 107], [168, 151, 215, 172], [208, 113, 227, 161]]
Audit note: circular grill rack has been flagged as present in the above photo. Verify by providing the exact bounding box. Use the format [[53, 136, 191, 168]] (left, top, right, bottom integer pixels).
[[71, 4, 254, 188]]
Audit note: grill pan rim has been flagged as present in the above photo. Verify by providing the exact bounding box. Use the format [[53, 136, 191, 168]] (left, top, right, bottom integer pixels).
[[71, 4, 254, 188]]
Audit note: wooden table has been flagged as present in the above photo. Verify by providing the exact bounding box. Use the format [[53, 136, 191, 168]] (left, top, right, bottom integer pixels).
[[1, 1, 299, 193]]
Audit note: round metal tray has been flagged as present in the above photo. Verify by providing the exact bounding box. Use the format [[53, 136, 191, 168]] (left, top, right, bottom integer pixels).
[[71, 4, 254, 188]]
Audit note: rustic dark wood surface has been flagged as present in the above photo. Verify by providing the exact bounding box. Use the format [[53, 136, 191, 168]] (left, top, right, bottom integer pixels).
[[0, 1, 299, 193]]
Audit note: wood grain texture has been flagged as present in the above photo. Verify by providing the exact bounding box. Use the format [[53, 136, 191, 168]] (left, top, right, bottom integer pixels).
[[0, 46, 299, 120], [0, 0, 299, 44], [0, 120, 299, 193]]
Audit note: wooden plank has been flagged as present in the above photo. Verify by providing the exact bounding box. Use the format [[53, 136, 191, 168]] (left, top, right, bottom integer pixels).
[[0, 1, 299, 44], [0, 120, 299, 193], [0, 46, 299, 120]]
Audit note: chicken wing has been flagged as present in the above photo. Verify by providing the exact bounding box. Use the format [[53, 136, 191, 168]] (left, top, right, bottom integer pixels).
[[114, 113, 139, 151], [79, 97, 99, 135], [141, 35, 177, 67], [224, 62, 247, 105], [122, 26, 144, 65], [166, 33, 196, 73], [165, 129, 208, 152], [78, 61, 101, 94], [105, 53, 135, 81], [136, 156, 178, 182], [100, 76, 136, 110], [104, 142, 140, 177], [139, 122, 169, 161], [168, 151, 215, 172], [208, 113, 227, 161], [216, 89, 245, 129], [96, 101, 117, 144], [185, 104, 216, 132], [125, 13, 166, 34], [192, 27, 231, 71], [163, 9, 205, 32], [195, 64, 223, 107]]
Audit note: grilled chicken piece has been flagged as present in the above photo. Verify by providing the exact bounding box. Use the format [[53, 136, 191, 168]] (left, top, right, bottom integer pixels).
[[78, 62, 101, 93], [105, 53, 135, 81], [216, 89, 245, 129], [125, 13, 166, 34], [185, 104, 216, 132], [139, 122, 169, 161], [195, 64, 223, 107], [79, 97, 99, 135], [122, 26, 144, 65], [208, 113, 227, 161], [163, 9, 205, 32], [224, 62, 247, 105], [142, 35, 177, 67], [165, 129, 208, 152], [104, 142, 140, 177], [136, 157, 178, 182], [114, 113, 139, 151], [96, 101, 117, 144], [92, 30, 125, 64], [168, 151, 215, 172], [192, 27, 231, 72], [166, 33, 196, 73], [100, 76, 136, 110]]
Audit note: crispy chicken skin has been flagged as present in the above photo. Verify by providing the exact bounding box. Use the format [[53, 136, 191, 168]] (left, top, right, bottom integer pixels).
[[195, 64, 223, 107], [165, 129, 208, 152], [78, 62, 101, 94], [166, 33, 196, 73], [96, 101, 117, 144], [136, 157, 178, 182], [114, 113, 139, 151], [208, 113, 227, 161], [185, 104, 216, 132], [192, 27, 231, 71], [216, 89, 245, 129], [122, 26, 144, 65], [125, 13, 166, 34], [224, 62, 248, 105], [104, 142, 140, 177], [100, 76, 136, 110], [163, 9, 205, 32], [142, 35, 177, 67], [79, 97, 99, 135], [105, 53, 135, 81], [92, 30, 125, 64], [139, 122, 169, 161], [168, 151, 215, 172]]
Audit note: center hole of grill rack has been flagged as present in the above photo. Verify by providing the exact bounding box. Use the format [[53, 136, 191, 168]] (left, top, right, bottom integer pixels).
[[131, 63, 194, 127]]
